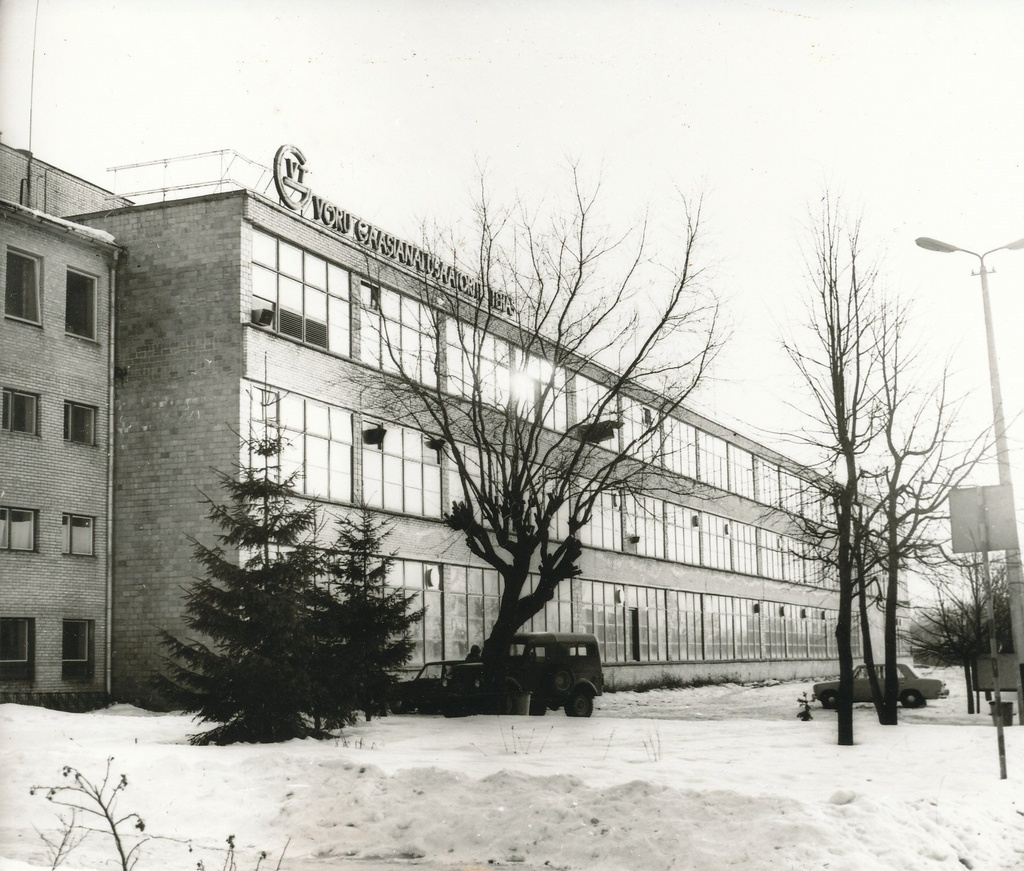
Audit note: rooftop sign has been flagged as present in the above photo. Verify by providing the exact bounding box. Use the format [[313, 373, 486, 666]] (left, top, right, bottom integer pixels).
[[272, 145, 513, 314]]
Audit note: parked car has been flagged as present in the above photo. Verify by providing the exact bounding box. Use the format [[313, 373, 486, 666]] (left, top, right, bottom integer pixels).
[[389, 660, 464, 714], [813, 663, 949, 709], [390, 632, 604, 718]]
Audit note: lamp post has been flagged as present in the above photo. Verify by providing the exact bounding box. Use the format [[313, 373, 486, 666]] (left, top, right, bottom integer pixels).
[[916, 235, 1024, 718]]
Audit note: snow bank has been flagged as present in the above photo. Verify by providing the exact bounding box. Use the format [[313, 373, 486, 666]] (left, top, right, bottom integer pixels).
[[2, 671, 1023, 870]]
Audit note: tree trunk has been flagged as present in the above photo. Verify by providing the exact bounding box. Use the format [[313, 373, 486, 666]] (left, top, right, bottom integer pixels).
[[880, 546, 901, 725], [963, 660, 975, 715]]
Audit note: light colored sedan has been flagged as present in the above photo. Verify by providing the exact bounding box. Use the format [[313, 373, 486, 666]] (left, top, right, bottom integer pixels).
[[813, 663, 949, 709]]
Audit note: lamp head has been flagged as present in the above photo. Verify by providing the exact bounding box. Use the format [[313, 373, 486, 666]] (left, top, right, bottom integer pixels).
[[1001, 237, 1024, 251], [915, 237, 961, 254]]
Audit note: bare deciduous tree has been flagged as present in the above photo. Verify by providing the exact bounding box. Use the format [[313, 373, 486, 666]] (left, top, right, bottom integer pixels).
[[357, 168, 722, 687], [912, 559, 1013, 714], [784, 196, 985, 742]]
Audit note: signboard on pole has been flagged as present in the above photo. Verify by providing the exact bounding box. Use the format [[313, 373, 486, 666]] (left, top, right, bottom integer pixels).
[[949, 485, 1019, 553]]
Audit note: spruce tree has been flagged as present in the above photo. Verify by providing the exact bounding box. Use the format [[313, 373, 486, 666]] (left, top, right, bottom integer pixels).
[[155, 432, 354, 744], [323, 509, 423, 721]]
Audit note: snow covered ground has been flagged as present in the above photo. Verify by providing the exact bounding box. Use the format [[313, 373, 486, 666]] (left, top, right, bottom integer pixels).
[[2, 667, 1023, 871]]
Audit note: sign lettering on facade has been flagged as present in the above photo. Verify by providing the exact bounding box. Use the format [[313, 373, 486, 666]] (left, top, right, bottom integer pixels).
[[273, 145, 514, 314]]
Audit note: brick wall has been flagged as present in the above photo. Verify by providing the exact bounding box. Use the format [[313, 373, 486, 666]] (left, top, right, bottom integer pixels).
[[0, 208, 116, 699], [0, 142, 128, 217], [80, 194, 245, 703]]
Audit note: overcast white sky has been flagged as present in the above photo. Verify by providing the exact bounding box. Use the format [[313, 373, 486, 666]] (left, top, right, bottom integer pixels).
[[2, 0, 1024, 489]]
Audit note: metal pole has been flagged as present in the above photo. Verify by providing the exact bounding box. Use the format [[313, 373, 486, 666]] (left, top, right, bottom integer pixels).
[[977, 258, 1024, 719], [982, 543, 1008, 779]]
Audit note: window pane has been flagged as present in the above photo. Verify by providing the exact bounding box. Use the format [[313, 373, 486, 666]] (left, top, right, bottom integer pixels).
[[279, 276, 303, 314], [253, 264, 277, 302], [71, 516, 93, 555], [5, 251, 40, 322], [328, 296, 350, 355], [306, 436, 330, 497], [0, 618, 29, 661], [63, 621, 89, 661], [328, 263, 349, 298], [66, 271, 96, 338], [278, 241, 302, 278], [304, 252, 326, 289], [10, 392, 37, 434], [330, 407, 352, 442], [9, 509, 34, 550], [66, 403, 95, 444], [305, 403, 330, 437], [252, 229, 277, 267], [305, 286, 327, 322], [329, 444, 352, 501]]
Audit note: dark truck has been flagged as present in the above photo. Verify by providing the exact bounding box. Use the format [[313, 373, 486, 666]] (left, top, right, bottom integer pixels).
[[391, 632, 604, 718]]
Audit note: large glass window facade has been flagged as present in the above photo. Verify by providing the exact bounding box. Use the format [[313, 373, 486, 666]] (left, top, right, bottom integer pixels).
[[578, 585, 842, 666], [362, 424, 442, 517], [362, 283, 437, 386], [448, 327, 512, 409], [389, 559, 442, 665], [578, 490, 622, 551], [251, 387, 353, 503], [620, 401, 658, 463], [519, 574, 573, 635], [626, 495, 665, 559], [700, 512, 730, 570], [252, 229, 350, 353], [729, 446, 755, 500], [666, 503, 700, 565], [757, 458, 781, 506], [698, 431, 729, 490], [513, 354, 567, 431], [663, 417, 698, 479], [444, 565, 503, 660], [580, 580, 627, 663]]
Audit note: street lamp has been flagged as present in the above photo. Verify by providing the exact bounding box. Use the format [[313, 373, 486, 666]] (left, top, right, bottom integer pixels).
[[916, 235, 1024, 716]]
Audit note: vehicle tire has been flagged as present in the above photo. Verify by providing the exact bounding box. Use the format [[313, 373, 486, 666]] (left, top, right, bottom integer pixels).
[[900, 689, 925, 709], [565, 689, 594, 718], [442, 701, 467, 718], [549, 667, 575, 694], [529, 697, 548, 716], [389, 698, 406, 715], [818, 690, 838, 710]]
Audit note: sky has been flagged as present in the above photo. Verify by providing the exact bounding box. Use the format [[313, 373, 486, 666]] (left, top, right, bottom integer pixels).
[[4, 670, 1024, 871], [2, 0, 1024, 484]]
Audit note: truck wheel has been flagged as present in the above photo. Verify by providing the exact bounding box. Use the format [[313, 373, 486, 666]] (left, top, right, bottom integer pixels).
[[565, 689, 594, 718], [550, 667, 575, 694], [529, 697, 548, 716]]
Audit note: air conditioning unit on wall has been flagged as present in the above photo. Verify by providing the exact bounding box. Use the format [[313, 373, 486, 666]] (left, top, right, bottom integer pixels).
[[250, 308, 274, 326]]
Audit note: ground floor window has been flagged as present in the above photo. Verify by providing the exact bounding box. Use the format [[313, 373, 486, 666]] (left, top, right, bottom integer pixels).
[[62, 620, 95, 680], [389, 562, 849, 670], [0, 617, 34, 681], [577, 580, 844, 666], [443, 565, 502, 661]]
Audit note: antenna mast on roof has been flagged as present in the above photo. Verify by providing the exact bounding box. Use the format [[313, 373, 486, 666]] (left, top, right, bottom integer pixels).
[[24, 0, 41, 208]]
